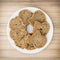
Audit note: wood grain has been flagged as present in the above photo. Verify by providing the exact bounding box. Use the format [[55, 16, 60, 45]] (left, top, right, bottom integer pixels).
[[0, 0, 60, 60]]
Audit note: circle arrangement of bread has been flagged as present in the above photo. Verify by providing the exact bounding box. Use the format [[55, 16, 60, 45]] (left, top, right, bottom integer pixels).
[[9, 10, 50, 50]]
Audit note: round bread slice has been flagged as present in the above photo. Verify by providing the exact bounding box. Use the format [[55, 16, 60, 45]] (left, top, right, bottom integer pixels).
[[19, 10, 33, 25], [26, 30, 47, 49], [10, 16, 25, 30], [10, 28, 27, 41], [15, 34, 30, 49], [32, 10, 46, 23]]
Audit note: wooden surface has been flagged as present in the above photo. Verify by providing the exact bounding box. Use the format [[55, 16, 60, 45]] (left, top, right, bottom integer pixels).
[[0, 0, 60, 60]]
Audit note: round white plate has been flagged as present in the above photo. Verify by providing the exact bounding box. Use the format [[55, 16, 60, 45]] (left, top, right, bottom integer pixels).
[[7, 7, 53, 54]]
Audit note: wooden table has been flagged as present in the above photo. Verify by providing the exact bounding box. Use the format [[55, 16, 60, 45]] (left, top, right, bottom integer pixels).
[[0, 0, 60, 60]]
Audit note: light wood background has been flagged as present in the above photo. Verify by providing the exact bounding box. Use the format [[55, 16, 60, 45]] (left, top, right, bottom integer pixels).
[[0, 0, 60, 60]]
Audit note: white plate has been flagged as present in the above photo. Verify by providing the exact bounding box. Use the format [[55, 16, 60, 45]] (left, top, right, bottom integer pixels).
[[7, 7, 53, 54]]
